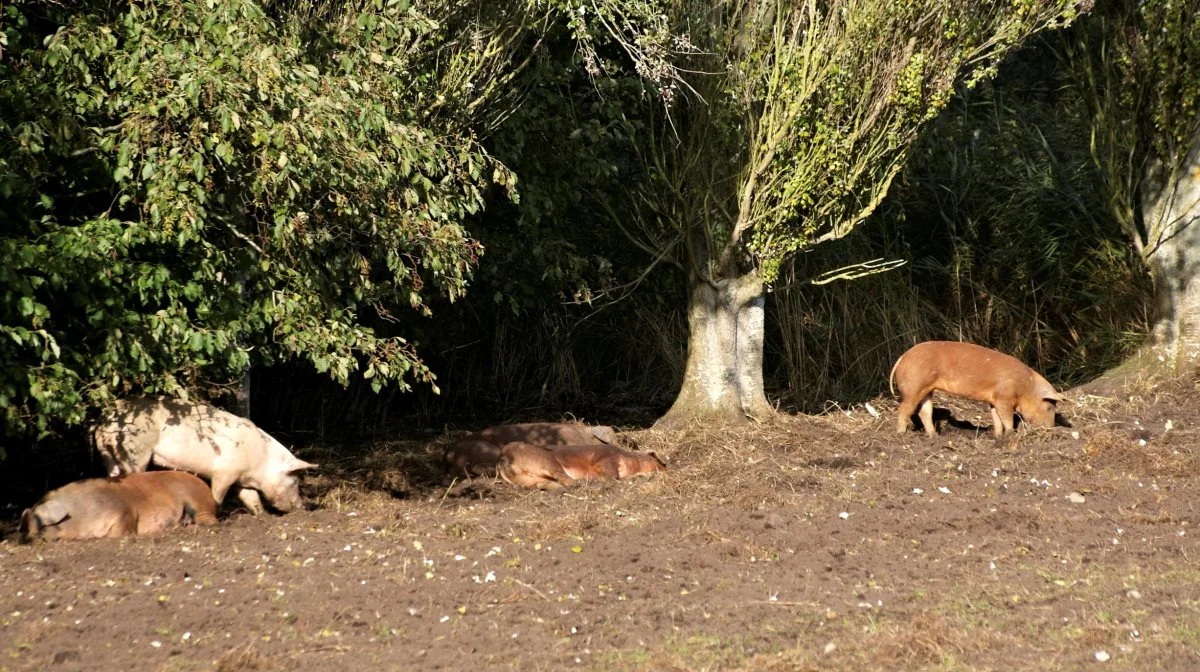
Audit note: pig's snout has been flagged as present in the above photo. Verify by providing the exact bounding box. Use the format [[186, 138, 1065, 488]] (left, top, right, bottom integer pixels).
[[1023, 399, 1059, 428], [268, 488, 304, 513]]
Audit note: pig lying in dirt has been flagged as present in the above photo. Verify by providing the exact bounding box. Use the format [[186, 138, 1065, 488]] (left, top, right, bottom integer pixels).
[[443, 438, 504, 478], [890, 341, 1063, 437], [474, 422, 620, 446], [20, 471, 218, 542], [497, 442, 667, 489], [443, 422, 623, 478], [92, 397, 316, 515]]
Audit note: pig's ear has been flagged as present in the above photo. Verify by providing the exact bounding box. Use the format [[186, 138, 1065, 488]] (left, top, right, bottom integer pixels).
[[590, 426, 618, 444], [1044, 390, 1065, 403], [19, 509, 39, 538], [36, 501, 71, 526], [288, 458, 318, 473]]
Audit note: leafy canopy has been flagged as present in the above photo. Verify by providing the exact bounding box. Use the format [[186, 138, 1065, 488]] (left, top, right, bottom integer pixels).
[[0, 0, 523, 435], [1069, 0, 1200, 254], [586, 0, 1081, 284]]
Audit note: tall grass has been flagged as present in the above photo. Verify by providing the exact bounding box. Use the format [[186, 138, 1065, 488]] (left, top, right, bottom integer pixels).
[[770, 240, 932, 411], [770, 44, 1150, 411]]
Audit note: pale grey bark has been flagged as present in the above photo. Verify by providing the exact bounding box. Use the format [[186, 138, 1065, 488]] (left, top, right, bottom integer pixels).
[[734, 279, 775, 420], [656, 270, 774, 426], [230, 369, 252, 418], [1140, 128, 1200, 371]]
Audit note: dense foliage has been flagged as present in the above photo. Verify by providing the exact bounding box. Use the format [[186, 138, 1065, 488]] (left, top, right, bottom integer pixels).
[[1072, 0, 1200, 244], [589, 0, 1081, 288], [770, 44, 1150, 410], [0, 0, 526, 435], [0, 0, 1186, 445]]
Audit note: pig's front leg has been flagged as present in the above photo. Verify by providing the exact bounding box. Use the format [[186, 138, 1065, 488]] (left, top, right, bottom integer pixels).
[[991, 404, 1015, 437], [236, 487, 266, 515]]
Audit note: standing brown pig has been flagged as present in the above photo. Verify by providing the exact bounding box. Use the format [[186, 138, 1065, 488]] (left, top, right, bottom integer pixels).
[[20, 471, 218, 542], [890, 341, 1063, 437]]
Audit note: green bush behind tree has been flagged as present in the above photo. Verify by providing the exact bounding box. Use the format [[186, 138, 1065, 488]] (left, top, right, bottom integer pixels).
[[0, 0, 528, 438]]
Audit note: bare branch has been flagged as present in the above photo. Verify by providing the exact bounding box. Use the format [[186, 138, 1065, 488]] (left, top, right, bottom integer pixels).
[[810, 258, 907, 285]]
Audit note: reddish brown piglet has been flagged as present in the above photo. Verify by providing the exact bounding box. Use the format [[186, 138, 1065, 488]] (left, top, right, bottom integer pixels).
[[496, 442, 575, 490], [443, 422, 624, 478], [890, 341, 1063, 437], [496, 442, 668, 489]]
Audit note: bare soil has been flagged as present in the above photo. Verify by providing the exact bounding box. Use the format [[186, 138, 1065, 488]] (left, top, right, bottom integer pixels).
[[3, 382, 1200, 671]]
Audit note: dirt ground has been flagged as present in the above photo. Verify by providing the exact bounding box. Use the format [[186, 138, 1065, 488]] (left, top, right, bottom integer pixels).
[[3, 381, 1200, 672]]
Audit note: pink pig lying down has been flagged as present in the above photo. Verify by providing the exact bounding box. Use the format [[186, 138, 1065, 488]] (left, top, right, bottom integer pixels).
[[20, 471, 218, 542], [92, 397, 317, 514], [890, 341, 1063, 437]]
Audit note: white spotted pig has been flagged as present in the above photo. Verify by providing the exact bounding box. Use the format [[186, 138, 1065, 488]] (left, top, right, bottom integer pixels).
[[92, 397, 316, 514]]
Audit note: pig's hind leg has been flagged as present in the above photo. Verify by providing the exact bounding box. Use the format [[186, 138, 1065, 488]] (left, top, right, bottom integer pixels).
[[592, 455, 622, 481], [896, 394, 922, 434], [210, 471, 239, 510], [917, 396, 937, 437], [110, 512, 139, 538]]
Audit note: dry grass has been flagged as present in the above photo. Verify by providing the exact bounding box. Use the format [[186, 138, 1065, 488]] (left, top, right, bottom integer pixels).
[[213, 645, 284, 672], [8, 380, 1200, 672], [286, 388, 1200, 671]]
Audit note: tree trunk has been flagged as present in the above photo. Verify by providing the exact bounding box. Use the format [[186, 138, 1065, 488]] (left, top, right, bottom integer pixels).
[[231, 368, 252, 418], [230, 271, 252, 418], [1135, 131, 1200, 374], [655, 270, 776, 428], [1091, 131, 1200, 395]]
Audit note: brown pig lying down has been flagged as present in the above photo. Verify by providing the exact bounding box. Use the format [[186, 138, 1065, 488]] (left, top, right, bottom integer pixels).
[[890, 340, 1063, 437], [497, 442, 666, 490], [20, 471, 218, 542], [443, 422, 622, 477]]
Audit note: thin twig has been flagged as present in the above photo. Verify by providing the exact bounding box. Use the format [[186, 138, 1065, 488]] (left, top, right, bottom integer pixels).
[[222, 220, 268, 257], [436, 476, 460, 511], [512, 578, 550, 601]]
